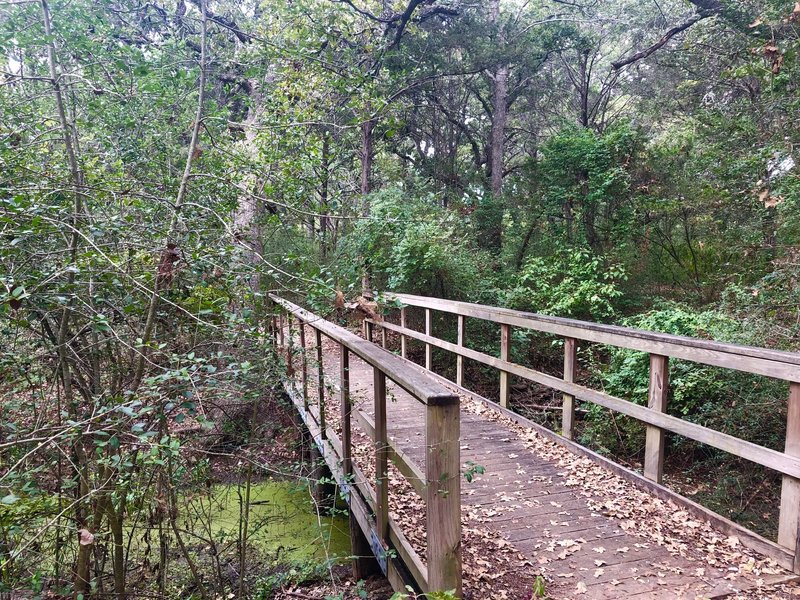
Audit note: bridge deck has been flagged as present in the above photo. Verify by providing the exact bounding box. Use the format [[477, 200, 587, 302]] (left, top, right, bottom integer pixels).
[[291, 323, 793, 599]]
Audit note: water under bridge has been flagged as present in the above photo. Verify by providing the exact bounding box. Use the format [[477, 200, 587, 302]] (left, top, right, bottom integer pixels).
[[269, 293, 800, 599]]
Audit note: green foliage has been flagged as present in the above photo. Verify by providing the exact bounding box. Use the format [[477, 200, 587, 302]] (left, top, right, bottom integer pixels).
[[338, 188, 491, 299], [501, 248, 627, 320], [583, 303, 787, 457]]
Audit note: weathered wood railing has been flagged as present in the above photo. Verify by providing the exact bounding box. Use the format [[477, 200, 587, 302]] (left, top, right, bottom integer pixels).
[[368, 292, 800, 571], [269, 295, 462, 596]]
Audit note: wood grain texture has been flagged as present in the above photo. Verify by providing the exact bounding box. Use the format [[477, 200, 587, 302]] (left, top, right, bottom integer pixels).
[[374, 368, 389, 544], [425, 307, 432, 371], [779, 382, 800, 554], [456, 314, 465, 387], [426, 401, 462, 596], [562, 337, 576, 440], [644, 354, 668, 483], [500, 323, 510, 408]]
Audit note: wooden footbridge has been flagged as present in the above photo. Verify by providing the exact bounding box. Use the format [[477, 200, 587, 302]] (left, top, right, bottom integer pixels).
[[269, 293, 800, 599]]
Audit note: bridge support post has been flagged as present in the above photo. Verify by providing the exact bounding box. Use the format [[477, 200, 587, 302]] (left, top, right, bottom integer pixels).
[[426, 399, 462, 597], [400, 308, 407, 359], [778, 382, 800, 560], [644, 354, 669, 483], [562, 337, 577, 440], [425, 309, 432, 371], [456, 315, 464, 387], [500, 324, 510, 408], [299, 323, 308, 408], [315, 329, 326, 436]]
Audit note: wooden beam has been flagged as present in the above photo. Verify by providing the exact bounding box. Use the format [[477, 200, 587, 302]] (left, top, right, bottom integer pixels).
[[374, 368, 389, 544], [500, 323, 510, 408], [425, 308, 432, 371], [779, 382, 800, 556], [562, 337, 577, 440], [400, 307, 407, 359], [372, 319, 800, 480], [341, 345, 352, 478], [456, 315, 465, 388], [299, 322, 308, 407], [426, 400, 462, 597], [644, 355, 669, 483], [286, 314, 294, 377], [316, 328, 326, 437]]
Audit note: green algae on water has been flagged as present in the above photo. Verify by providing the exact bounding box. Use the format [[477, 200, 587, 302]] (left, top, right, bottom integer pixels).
[[205, 481, 351, 563]]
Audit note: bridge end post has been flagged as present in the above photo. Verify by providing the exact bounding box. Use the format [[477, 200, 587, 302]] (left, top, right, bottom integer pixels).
[[426, 398, 462, 598], [779, 382, 800, 565]]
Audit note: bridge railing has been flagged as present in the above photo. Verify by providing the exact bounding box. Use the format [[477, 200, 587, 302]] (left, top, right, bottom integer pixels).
[[268, 295, 462, 596], [370, 292, 800, 571]]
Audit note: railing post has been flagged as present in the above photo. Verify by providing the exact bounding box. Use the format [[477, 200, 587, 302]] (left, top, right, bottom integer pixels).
[[778, 382, 800, 558], [278, 313, 285, 348], [562, 337, 577, 440], [644, 354, 669, 483], [456, 315, 465, 388], [365, 319, 373, 343], [374, 369, 389, 544], [381, 324, 387, 349], [299, 322, 308, 408], [400, 307, 407, 359], [426, 398, 462, 597], [425, 308, 432, 370], [286, 314, 294, 377], [500, 323, 510, 408], [341, 346, 351, 476], [316, 328, 326, 437]]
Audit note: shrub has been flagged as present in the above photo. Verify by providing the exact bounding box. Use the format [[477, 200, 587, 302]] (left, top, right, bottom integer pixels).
[[500, 247, 627, 321], [582, 302, 787, 460]]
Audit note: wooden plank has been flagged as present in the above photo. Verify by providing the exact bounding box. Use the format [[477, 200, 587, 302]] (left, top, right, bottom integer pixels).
[[381, 325, 387, 349], [270, 296, 458, 407], [426, 400, 462, 597], [644, 354, 669, 483], [562, 337, 577, 440], [374, 319, 800, 480], [779, 382, 800, 555], [299, 322, 308, 407], [425, 308, 432, 371], [400, 307, 407, 359], [374, 368, 389, 544], [456, 314, 465, 387], [500, 323, 510, 408], [384, 293, 800, 380]]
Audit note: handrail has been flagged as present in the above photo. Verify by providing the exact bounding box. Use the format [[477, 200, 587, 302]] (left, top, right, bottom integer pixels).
[[375, 291, 800, 569], [269, 294, 462, 596], [271, 296, 459, 406], [384, 293, 800, 381]]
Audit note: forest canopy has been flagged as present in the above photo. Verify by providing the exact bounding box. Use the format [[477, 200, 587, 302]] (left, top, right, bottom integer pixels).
[[0, 0, 799, 597]]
